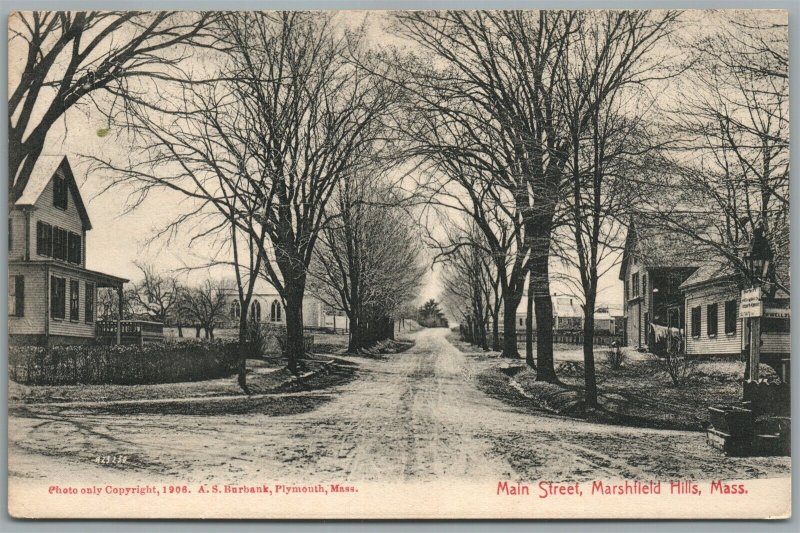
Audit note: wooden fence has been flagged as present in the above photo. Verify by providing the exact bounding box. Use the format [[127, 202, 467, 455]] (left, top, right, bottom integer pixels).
[[515, 331, 623, 347]]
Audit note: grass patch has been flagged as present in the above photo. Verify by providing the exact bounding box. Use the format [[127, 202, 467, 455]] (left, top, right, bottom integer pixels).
[[477, 357, 778, 431]]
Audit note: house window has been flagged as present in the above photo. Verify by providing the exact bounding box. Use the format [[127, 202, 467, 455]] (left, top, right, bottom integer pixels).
[[52, 227, 68, 260], [270, 299, 281, 322], [85, 283, 95, 324], [67, 232, 82, 264], [53, 175, 68, 209], [642, 273, 647, 296], [691, 306, 701, 338], [631, 273, 640, 297], [36, 221, 53, 257], [707, 303, 718, 337], [231, 300, 241, 319], [50, 276, 66, 319], [8, 275, 24, 317], [725, 300, 737, 335], [251, 300, 262, 322], [70, 280, 80, 321]]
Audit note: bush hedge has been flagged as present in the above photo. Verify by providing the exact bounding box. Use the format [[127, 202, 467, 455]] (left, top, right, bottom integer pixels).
[[8, 339, 241, 386]]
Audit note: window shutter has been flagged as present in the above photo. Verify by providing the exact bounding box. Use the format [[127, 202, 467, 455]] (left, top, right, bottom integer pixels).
[[15, 275, 24, 317], [85, 283, 95, 324], [36, 222, 43, 255], [67, 232, 82, 264], [707, 304, 718, 337]]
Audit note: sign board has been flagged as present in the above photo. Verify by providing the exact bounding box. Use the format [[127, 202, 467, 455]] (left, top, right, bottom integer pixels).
[[763, 307, 790, 319], [739, 287, 763, 318]]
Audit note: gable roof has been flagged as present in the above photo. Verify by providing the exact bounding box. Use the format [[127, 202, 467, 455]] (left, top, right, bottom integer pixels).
[[14, 155, 92, 230], [679, 256, 790, 296], [619, 216, 701, 280], [679, 261, 740, 291]]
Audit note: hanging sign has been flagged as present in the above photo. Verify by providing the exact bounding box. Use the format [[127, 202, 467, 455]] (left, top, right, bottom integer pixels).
[[739, 287, 763, 318], [763, 307, 790, 319]]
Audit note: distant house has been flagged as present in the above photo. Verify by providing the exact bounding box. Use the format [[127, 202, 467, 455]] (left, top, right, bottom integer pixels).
[[220, 282, 348, 331], [681, 260, 789, 368], [8, 156, 128, 346], [618, 218, 699, 350], [510, 294, 615, 333]]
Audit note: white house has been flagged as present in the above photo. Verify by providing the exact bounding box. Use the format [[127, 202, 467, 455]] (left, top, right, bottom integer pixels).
[[508, 294, 614, 332], [221, 281, 349, 331], [681, 261, 789, 366], [8, 155, 128, 345]]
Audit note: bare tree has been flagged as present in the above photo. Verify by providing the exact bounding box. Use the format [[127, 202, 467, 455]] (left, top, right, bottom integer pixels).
[[91, 12, 400, 373], [180, 280, 228, 340], [439, 223, 499, 351], [395, 11, 581, 379], [97, 287, 132, 321], [128, 262, 181, 323], [559, 11, 678, 407], [648, 11, 789, 292], [8, 11, 217, 200], [309, 175, 424, 351]]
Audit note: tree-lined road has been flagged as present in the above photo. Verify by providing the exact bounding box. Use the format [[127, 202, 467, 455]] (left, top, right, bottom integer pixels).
[[8, 328, 790, 485]]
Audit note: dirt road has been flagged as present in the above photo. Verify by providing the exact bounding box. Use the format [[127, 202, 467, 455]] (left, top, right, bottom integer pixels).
[[8, 328, 790, 485]]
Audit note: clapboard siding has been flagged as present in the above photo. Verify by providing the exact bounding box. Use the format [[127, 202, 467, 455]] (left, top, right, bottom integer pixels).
[[624, 259, 646, 348], [47, 267, 97, 338], [685, 283, 741, 356], [762, 332, 790, 355], [31, 169, 86, 267], [8, 210, 28, 261], [7, 265, 47, 334]]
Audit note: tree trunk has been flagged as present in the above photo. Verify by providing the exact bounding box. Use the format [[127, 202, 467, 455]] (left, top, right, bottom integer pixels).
[[177, 320, 183, 338], [583, 307, 598, 407], [501, 295, 519, 359], [529, 222, 557, 381], [284, 289, 305, 374], [526, 271, 535, 367], [348, 314, 363, 352], [237, 310, 250, 394], [492, 309, 500, 351]]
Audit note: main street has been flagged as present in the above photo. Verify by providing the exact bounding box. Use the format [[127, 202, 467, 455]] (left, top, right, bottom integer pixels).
[[8, 328, 790, 486]]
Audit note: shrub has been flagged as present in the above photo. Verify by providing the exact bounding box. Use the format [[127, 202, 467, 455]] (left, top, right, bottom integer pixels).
[[8, 339, 241, 386], [604, 346, 627, 370], [243, 319, 269, 358], [652, 345, 697, 388]]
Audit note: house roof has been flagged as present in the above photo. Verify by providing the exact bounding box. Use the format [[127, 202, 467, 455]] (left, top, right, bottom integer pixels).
[[14, 155, 93, 230], [679, 261, 739, 291], [619, 216, 701, 280], [679, 256, 791, 297]]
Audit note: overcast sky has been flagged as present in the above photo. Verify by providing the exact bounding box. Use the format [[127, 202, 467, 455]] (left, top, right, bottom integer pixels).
[[16, 9, 773, 310]]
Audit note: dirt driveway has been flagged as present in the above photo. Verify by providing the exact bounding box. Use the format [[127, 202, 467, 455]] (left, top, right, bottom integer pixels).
[[8, 328, 790, 485]]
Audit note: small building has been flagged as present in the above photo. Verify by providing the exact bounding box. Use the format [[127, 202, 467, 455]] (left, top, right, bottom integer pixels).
[[511, 294, 615, 332], [221, 283, 348, 331], [681, 261, 790, 369], [9, 156, 129, 346], [619, 218, 699, 350]]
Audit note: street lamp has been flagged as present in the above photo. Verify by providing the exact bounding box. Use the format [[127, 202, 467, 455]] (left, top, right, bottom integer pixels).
[[743, 226, 773, 286], [743, 226, 774, 382]]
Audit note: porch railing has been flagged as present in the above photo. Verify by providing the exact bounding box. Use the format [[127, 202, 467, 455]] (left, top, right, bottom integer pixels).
[[96, 320, 164, 344]]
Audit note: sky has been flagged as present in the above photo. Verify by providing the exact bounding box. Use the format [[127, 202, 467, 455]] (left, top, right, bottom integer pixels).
[[16, 9, 768, 311]]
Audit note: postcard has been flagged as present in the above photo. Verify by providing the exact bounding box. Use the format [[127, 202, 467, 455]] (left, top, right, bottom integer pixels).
[[7, 9, 790, 519]]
